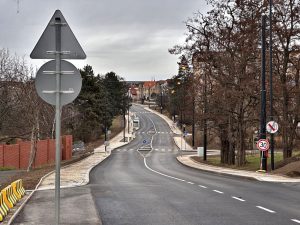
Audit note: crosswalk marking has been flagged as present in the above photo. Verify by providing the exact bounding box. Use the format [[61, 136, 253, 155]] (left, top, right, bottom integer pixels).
[[135, 131, 173, 134], [115, 148, 177, 153]]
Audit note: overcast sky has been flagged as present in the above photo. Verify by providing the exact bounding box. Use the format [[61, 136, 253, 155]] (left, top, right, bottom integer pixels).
[[0, 0, 209, 81]]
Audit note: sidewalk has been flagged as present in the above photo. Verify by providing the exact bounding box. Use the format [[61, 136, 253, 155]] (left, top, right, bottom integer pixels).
[[38, 113, 135, 190], [138, 104, 300, 183]]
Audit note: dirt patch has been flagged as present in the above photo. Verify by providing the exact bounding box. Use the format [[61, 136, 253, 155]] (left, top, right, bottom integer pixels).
[[273, 160, 300, 177]]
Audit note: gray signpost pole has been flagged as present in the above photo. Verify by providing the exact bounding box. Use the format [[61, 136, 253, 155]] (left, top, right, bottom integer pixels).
[[31, 10, 86, 224], [54, 17, 62, 225]]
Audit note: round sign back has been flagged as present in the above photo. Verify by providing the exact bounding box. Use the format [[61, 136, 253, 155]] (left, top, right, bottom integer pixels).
[[35, 60, 82, 106]]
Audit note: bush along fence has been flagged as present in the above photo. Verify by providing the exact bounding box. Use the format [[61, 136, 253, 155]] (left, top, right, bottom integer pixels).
[[0, 179, 26, 222], [0, 135, 72, 169]]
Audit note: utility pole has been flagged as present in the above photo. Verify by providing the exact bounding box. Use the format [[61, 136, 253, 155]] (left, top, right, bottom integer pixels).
[[160, 84, 163, 114], [192, 94, 195, 147], [269, 0, 275, 171], [191, 67, 195, 148], [260, 15, 267, 171], [203, 71, 207, 161], [123, 100, 126, 142], [128, 106, 130, 134], [104, 125, 107, 152]]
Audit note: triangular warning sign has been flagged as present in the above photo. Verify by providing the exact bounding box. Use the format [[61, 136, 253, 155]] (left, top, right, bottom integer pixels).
[[30, 10, 86, 59]]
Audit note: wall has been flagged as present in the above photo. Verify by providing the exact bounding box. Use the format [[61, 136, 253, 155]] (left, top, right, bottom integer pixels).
[[0, 135, 72, 169]]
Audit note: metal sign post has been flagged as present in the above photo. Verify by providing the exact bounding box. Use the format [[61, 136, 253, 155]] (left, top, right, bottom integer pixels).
[[31, 10, 86, 225], [54, 17, 62, 225], [54, 18, 61, 224]]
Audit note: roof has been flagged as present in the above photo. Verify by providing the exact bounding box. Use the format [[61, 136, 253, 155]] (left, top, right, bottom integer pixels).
[[143, 81, 156, 88], [130, 87, 137, 95]]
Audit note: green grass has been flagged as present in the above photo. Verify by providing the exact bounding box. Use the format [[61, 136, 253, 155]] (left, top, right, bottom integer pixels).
[[0, 166, 15, 171], [206, 153, 283, 171]]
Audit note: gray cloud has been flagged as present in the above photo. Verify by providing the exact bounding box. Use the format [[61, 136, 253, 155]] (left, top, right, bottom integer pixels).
[[0, 0, 209, 81]]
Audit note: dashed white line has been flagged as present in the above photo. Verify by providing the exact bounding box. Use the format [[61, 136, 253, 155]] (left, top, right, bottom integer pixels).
[[187, 182, 194, 185], [291, 219, 300, 224], [198, 185, 207, 189], [231, 196, 245, 202], [256, 206, 276, 213], [213, 190, 224, 194]]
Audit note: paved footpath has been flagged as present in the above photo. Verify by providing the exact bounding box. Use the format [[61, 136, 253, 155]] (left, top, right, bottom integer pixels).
[[38, 118, 134, 190], [138, 104, 300, 183]]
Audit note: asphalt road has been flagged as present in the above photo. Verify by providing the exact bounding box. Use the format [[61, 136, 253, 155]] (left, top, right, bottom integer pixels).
[[89, 104, 300, 225]]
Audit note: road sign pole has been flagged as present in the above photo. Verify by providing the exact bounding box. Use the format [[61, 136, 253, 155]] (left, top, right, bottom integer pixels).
[[31, 10, 86, 224], [269, 0, 275, 171], [55, 17, 62, 225]]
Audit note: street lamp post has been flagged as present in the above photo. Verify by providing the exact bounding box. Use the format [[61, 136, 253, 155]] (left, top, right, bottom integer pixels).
[[190, 65, 195, 148], [260, 15, 267, 171]]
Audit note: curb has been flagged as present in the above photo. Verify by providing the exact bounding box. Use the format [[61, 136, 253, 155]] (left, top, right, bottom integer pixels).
[[177, 155, 257, 182], [177, 155, 300, 183]]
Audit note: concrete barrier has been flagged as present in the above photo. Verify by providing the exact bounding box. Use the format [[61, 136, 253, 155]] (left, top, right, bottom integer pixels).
[[11, 180, 25, 200], [0, 192, 9, 222], [0, 179, 26, 222]]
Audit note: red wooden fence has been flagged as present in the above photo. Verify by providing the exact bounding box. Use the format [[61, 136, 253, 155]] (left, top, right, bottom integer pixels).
[[0, 135, 72, 169]]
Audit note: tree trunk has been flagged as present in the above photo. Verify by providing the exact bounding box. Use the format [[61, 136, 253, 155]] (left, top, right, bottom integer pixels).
[[27, 113, 39, 171], [237, 106, 246, 166], [220, 125, 229, 164]]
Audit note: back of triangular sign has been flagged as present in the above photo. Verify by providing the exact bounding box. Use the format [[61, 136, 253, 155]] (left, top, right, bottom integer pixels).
[[30, 10, 86, 59]]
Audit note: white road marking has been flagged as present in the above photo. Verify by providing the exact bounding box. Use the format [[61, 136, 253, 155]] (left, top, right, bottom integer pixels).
[[291, 219, 300, 224], [161, 149, 165, 152], [213, 190, 224, 194], [231, 196, 245, 202], [168, 149, 172, 152], [187, 182, 194, 185], [198, 185, 207, 189], [256, 206, 276, 213], [144, 158, 186, 183]]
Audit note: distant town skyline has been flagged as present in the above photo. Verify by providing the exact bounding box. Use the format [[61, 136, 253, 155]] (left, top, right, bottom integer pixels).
[[0, 0, 209, 81]]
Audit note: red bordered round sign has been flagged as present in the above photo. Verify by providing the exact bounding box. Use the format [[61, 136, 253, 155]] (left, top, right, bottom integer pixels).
[[256, 139, 270, 151]]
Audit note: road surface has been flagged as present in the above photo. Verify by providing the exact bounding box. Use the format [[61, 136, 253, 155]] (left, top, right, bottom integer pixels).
[[89, 104, 300, 225]]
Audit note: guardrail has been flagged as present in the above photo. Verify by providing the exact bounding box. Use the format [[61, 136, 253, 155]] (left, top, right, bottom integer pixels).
[[0, 179, 25, 222]]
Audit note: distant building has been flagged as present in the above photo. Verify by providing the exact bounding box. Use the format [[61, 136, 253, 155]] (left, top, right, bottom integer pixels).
[[128, 84, 139, 102]]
